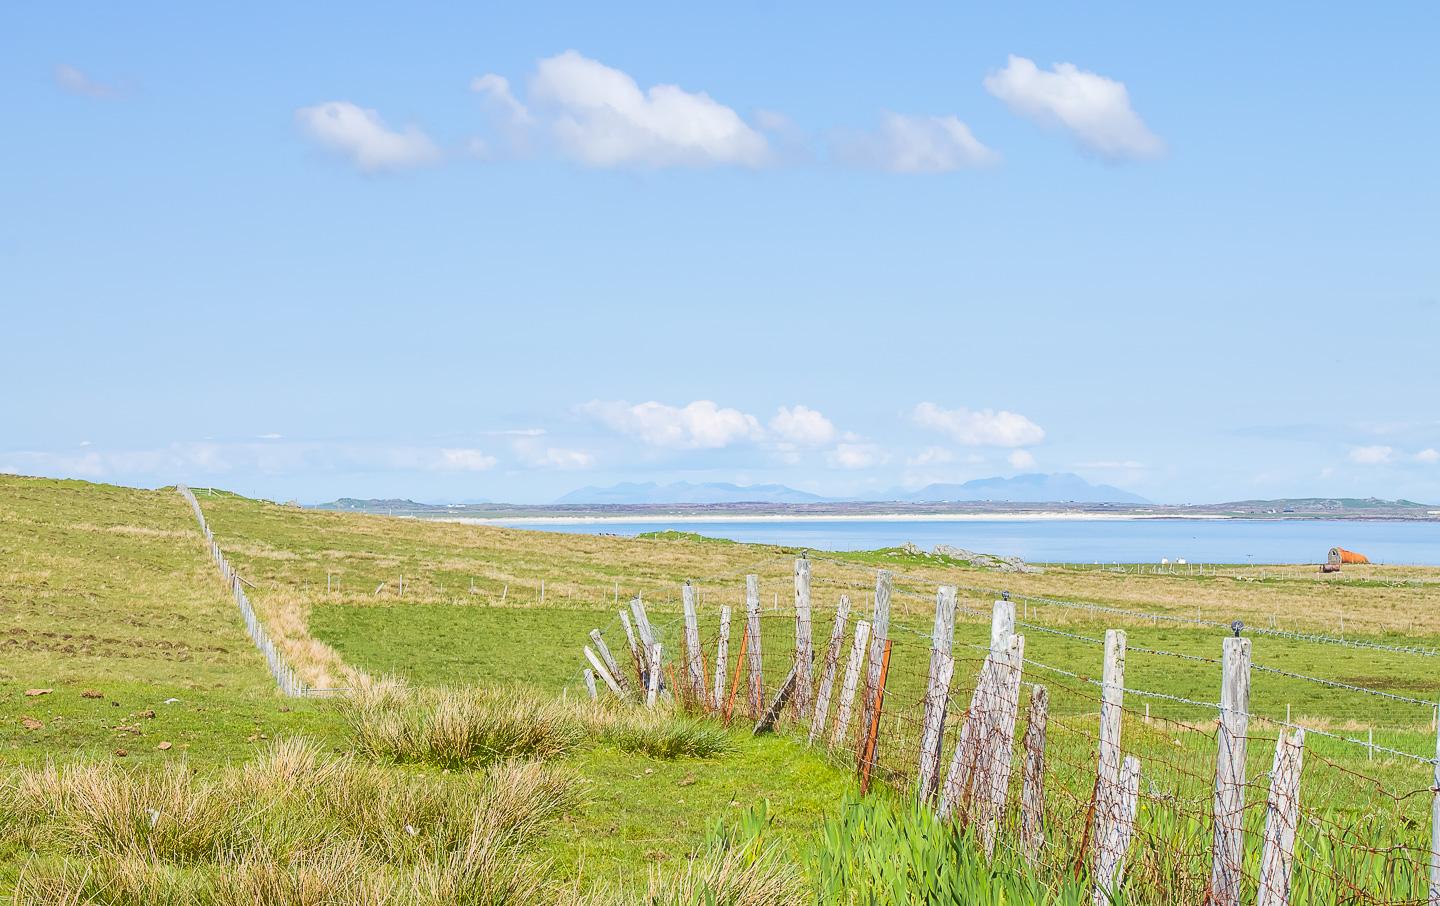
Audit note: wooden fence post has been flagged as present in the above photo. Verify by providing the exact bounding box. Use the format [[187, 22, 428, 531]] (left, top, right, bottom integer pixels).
[[583, 668, 598, 701], [755, 665, 799, 735], [1094, 755, 1141, 904], [713, 605, 732, 712], [682, 581, 705, 705], [1210, 636, 1252, 906], [646, 642, 662, 708], [858, 570, 893, 748], [918, 585, 958, 801], [978, 632, 1026, 856], [831, 619, 872, 749], [938, 598, 1015, 821], [630, 596, 658, 674], [794, 557, 814, 718], [1020, 684, 1049, 861], [1258, 728, 1305, 906], [1430, 719, 1440, 906], [589, 629, 631, 696], [858, 639, 894, 793], [584, 646, 625, 698], [620, 610, 646, 689], [809, 595, 852, 745], [745, 575, 765, 719], [1090, 629, 1127, 893]]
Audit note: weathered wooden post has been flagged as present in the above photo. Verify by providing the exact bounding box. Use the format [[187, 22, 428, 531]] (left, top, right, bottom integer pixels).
[[938, 598, 1015, 821], [589, 629, 631, 696], [809, 595, 852, 745], [682, 581, 705, 705], [831, 619, 872, 748], [583, 668, 598, 701], [1430, 720, 1440, 906], [1090, 629, 1127, 895], [755, 665, 799, 735], [858, 570, 893, 748], [745, 575, 765, 719], [979, 632, 1026, 856], [1094, 755, 1141, 904], [619, 610, 646, 688], [1210, 636, 1252, 906], [583, 646, 626, 698], [713, 605, 732, 712], [917, 585, 958, 801], [646, 642, 663, 708], [630, 596, 658, 674], [1258, 729, 1305, 906], [1020, 684, 1049, 861], [794, 557, 814, 718]]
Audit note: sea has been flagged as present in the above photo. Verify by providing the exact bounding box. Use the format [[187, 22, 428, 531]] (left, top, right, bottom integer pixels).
[[483, 517, 1440, 565]]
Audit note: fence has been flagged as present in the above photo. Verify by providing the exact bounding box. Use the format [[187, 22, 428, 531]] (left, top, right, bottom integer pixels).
[[576, 558, 1440, 905], [176, 485, 307, 697]]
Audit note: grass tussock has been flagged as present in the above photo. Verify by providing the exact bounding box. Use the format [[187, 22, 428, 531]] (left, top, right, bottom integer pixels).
[[7, 738, 583, 906], [342, 681, 732, 768]]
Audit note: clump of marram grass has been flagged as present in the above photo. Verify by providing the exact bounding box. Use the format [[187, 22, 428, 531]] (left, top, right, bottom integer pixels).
[[596, 709, 731, 759], [340, 683, 588, 768], [572, 838, 804, 906], [8, 738, 585, 906]]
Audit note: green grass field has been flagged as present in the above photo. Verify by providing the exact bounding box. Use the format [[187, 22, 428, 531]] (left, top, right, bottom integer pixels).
[[6, 474, 1440, 903]]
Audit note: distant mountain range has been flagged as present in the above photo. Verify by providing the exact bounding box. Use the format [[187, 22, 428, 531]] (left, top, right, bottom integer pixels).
[[553, 473, 1149, 505]]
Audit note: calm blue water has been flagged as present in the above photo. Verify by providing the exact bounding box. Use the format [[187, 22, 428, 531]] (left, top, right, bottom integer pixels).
[[488, 518, 1440, 565]]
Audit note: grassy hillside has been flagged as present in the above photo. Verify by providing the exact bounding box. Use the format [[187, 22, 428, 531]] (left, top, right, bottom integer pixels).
[[7, 476, 1440, 902]]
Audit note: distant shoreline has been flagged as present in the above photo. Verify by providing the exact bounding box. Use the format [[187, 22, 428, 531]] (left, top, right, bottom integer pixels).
[[440, 512, 1235, 526]]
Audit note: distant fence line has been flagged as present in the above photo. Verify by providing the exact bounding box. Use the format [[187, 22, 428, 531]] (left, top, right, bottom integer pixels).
[[576, 559, 1440, 905], [176, 485, 307, 697]]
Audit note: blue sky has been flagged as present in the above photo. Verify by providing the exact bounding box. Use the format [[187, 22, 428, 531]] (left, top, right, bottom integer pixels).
[[3, 2, 1438, 504]]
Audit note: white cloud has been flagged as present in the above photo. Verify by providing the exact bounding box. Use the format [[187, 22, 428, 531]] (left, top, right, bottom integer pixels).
[[491, 51, 770, 168], [1008, 449, 1037, 470], [578, 399, 764, 449], [912, 402, 1045, 447], [1348, 445, 1395, 465], [840, 112, 998, 172], [512, 437, 595, 470], [434, 449, 499, 471], [983, 55, 1164, 161], [1415, 448, 1439, 464], [769, 405, 837, 446], [295, 101, 441, 172], [471, 74, 532, 124], [828, 443, 887, 470], [55, 64, 117, 99]]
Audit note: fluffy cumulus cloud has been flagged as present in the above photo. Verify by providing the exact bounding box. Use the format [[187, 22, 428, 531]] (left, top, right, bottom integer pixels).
[[473, 51, 771, 168], [578, 399, 764, 449], [294, 101, 441, 172], [54, 64, 118, 99], [983, 55, 1164, 161], [769, 405, 837, 446], [1348, 445, 1395, 465], [912, 402, 1045, 447], [828, 442, 887, 470], [840, 112, 998, 172], [1418, 448, 1440, 464]]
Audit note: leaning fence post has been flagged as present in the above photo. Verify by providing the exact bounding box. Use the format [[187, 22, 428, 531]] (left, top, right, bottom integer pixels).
[[620, 610, 646, 689], [583, 668, 599, 701], [1258, 729, 1305, 906], [858, 638, 894, 793], [810, 595, 852, 745], [682, 581, 705, 706], [584, 646, 625, 698], [630, 596, 658, 674], [1020, 684, 1050, 861], [1211, 636, 1252, 906], [918, 585, 958, 801], [713, 605, 732, 712], [589, 629, 631, 696], [858, 570, 893, 747], [831, 619, 872, 749], [745, 575, 765, 719], [794, 557, 814, 718]]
